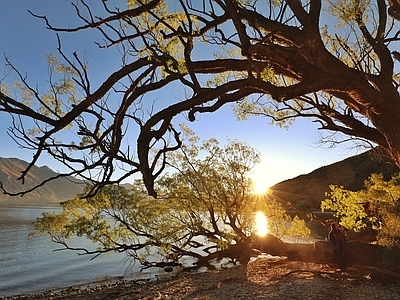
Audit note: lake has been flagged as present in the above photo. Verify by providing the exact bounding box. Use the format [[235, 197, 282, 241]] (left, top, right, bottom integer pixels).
[[0, 206, 329, 297], [0, 206, 166, 297]]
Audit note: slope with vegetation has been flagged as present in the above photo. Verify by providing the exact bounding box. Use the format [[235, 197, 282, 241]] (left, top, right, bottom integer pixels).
[[270, 150, 399, 209]]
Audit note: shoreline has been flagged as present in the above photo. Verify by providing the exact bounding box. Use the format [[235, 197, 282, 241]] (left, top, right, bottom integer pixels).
[[3, 258, 400, 300], [0, 267, 184, 299]]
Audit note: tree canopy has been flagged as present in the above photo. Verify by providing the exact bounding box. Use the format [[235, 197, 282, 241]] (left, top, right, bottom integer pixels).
[[1, 0, 400, 197], [32, 137, 310, 268], [322, 172, 400, 249]]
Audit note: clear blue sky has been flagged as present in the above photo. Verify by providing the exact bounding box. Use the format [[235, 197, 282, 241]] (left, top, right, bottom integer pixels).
[[0, 1, 363, 190]]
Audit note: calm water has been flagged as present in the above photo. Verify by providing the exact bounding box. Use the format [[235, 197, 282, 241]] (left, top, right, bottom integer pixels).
[[0, 207, 329, 297], [0, 206, 163, 297]]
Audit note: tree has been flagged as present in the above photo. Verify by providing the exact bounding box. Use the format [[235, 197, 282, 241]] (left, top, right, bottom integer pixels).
[[1, 0, 400, 197], [321, 172, 400, 249], [32, 137, 310, 268]]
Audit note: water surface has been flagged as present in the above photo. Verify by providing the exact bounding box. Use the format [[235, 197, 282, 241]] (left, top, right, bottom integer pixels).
[[0, 206, 156, 297]]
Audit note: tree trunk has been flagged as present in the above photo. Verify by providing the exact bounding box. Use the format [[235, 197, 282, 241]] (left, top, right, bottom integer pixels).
[[253, 234, 392, 269]]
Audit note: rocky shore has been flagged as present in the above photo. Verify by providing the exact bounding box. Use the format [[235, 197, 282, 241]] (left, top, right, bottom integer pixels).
[[3, 257, 400, 300]]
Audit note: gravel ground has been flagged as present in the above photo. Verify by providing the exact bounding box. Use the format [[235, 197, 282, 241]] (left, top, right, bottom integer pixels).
[[3, 257, 400, 300]]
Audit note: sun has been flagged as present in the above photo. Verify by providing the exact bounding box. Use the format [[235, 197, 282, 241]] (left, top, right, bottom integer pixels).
[[255, 211, 269, 237], [252, 180, 270, 195]]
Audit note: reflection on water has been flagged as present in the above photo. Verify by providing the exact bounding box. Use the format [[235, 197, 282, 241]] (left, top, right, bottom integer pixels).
[[0, 207, 331, 297], [0, 206, 148, 297]]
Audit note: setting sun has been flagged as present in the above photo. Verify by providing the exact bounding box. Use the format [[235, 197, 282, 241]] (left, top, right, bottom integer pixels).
[[252, 180, 270, 195], [255, 211, 268, 237], [250, 164, 275, 195]]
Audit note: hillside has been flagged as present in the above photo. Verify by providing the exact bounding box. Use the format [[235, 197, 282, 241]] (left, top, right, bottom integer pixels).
[[1, 149, 398, 207], [269, 149, 399, 209], [0, 157, 85, 206]]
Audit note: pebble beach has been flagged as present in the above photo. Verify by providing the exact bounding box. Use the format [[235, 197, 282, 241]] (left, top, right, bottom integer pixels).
[[3, 257, 400, 300]]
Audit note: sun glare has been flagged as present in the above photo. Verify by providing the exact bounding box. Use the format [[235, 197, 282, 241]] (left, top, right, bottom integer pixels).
[[255, 211, 268, 237], [252, 181, 270, 195]]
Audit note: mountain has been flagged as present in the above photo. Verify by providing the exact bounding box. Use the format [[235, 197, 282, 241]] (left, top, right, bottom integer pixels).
[[1, 149, 398, 207], [0, 157, 85, 206], [269, 150, 399, 209]]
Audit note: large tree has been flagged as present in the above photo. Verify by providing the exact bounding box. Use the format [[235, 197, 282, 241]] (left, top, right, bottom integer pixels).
[[32, 137, 310, 268], [1, 0, 400, 197]]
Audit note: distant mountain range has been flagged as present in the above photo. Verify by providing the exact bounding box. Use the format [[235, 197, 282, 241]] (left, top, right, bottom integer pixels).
[[0, 150, 398, 207], [269, 150, 399, 209], [0, 157, 85, 206]]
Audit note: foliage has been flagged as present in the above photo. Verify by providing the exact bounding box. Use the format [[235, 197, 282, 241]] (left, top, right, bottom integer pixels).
[[33, 136, 310, 267], [321, 173, 400, 248], [321, 185, 368, 230], [286, 216, 311, 243], [2, 0, 400, 200]]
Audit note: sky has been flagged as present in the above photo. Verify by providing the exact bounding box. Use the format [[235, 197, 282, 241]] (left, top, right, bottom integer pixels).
[[0, 1, 364, 192]]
